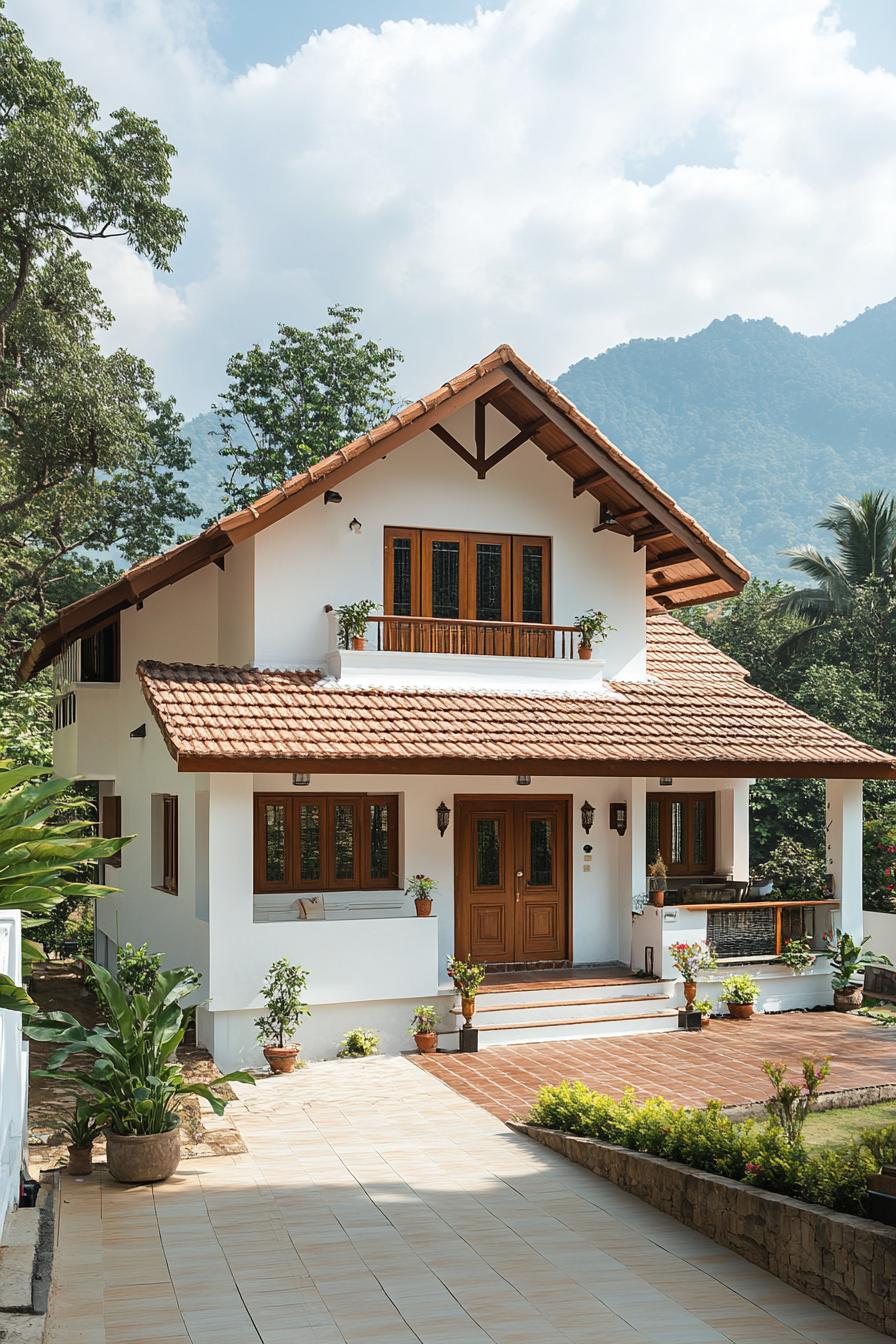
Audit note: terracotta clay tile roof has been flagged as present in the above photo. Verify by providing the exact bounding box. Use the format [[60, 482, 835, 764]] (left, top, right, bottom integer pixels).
[[136, 616, 896, 780]]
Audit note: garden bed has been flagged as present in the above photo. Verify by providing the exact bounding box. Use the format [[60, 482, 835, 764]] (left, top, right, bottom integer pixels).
[[516, 1122, 896, 1338]]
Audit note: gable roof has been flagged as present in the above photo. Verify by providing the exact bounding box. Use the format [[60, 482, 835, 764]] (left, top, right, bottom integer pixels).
[[135, 614, 896, 781], [20, 344, 749, 680]]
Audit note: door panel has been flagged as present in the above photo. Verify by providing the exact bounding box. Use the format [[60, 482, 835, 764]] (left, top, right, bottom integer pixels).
[[456, 799, 569, 964], [512, 537, 552, 656]]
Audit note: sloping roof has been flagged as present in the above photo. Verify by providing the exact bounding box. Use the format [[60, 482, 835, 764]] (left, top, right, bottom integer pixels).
[[20, 345, 749, 680], [135, 614, 896, 780]]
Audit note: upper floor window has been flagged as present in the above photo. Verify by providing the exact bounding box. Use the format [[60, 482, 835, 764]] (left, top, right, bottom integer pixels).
[[254, 793, 399, 894], [383, 528, 551, 653], [646, 792, 715, 876], [80, 617, 119, 682], [152, 793, 178, 893]]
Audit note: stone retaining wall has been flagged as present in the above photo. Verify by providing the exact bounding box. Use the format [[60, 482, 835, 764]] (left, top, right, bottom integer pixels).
[[517, 1123, 896, 1339]]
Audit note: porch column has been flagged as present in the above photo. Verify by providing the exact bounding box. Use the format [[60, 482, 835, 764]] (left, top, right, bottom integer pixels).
[[825, 778, 863, 941], [615, 777, 645, 965], [716, 780, 751, 881]]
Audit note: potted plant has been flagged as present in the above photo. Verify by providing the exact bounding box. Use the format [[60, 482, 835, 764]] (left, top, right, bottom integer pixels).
[[336, 598, 380, 651], [720, 972, 760, 1020], [693, 997, 713, 1025], [825, 928, 892, 1011], [407, 874, 436, 916], [779, 935, 817, 974], [647, 852, 667, 907], [27, 961, 252, 1184], [337, 1027, 380, 1058], [447, 953, 487, 1026], [410, 1005, 439, 1053], [574, 608, 614, 661], [669, 941, 716, 1005], [255, 957, 311, 1072], [60, 1101, 102, 1177]]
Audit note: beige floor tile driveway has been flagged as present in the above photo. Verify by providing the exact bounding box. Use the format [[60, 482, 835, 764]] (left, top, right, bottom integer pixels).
[[46, 1056, 888, 1344]]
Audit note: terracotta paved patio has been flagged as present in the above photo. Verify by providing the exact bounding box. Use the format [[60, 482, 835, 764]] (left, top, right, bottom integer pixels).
[[413, 1012, 896, 1120]]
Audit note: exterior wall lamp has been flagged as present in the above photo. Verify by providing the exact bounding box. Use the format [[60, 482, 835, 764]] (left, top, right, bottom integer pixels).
[[580, 800, 595, 833], [292, 773, 311, 787], [324, 490, 342, 504], [349, 517, 362, 533], [516, 775, 531, 786], [609, 802, 628, 836], [659, 777, 673, 786], [436, 800, 451, 836]]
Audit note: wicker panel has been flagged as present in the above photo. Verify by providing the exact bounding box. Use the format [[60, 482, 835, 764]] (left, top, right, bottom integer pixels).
[[708, 907, 776, 958]]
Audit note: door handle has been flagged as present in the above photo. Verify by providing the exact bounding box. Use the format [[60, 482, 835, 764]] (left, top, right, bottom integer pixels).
[[515, 870, 523, 902]]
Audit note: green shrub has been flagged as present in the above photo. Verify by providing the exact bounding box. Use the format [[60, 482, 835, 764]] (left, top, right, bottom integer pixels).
[[720, 973, 760, 1004], [337, 1027, 380, 1058]]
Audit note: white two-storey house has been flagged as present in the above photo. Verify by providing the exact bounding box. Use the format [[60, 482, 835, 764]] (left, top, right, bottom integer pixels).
[[21, 347, 896, 1068]]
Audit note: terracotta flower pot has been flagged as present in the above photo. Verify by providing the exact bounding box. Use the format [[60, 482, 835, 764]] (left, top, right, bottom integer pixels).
[[461, 995, 475, 1026], [726, 1002, 754, 1020], [683, 981, 697, 1006], [414, 897, 433, 917], [414, 1031, 437, 1054], [650, 889, 665, 908], [834, 984, 864, 1012], [66, 1144, 94, 1177], [578, 645, 592, 661], [351, 635, 367, 651], [264, 1044, 300, 1074], [106, 1125, 180, 1184]]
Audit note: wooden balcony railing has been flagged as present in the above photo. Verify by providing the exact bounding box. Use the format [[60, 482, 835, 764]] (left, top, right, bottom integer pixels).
[[686, 898, 838, 960], [366, 614, 581, 659]]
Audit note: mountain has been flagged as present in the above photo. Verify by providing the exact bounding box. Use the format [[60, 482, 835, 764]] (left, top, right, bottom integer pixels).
[[180, 300, 896, 578], [555, 302, 896, 578]]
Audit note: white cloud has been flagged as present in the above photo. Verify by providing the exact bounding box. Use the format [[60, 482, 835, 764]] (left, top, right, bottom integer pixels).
[[9, 0, 896, 414]]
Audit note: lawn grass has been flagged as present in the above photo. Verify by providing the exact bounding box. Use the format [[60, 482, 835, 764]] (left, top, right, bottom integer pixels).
[[801, 1099, 896, 1148]]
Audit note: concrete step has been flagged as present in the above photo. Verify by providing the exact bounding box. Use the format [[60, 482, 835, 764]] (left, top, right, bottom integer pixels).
[[471, 991, 673, 1027], [475, 978, 674, 1009], [477, 1009, 679, 1046]]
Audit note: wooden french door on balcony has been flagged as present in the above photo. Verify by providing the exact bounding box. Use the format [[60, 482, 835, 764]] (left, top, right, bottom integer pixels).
[[455, 798, 570, 965], [383, 527, 551, 654]]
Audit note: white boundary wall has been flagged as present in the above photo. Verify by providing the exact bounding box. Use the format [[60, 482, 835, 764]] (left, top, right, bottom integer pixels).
[[0, 910, 26, 1236]]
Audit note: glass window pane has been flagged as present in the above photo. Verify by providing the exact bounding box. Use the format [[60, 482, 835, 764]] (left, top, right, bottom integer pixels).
[[392, 538, 412, 616], [368, 802, 391, 881], [521, 545, 544, 623], [529, 817, 553, 885], [299, 803, 321, 882], [476, 818, 501, 886], [670, 801, 684, 866], [334, 803, 355, 880], [693, 800, 707, 866], [264, 804, 286, 883], [476, 543, 503, 621], [431, 540, 460, 618], [646, 799, 661, 868]]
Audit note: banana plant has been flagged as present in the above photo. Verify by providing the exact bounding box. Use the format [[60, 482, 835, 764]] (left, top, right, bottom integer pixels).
[[26, 961, 254, 1134], [0, 763, 130, 1012]]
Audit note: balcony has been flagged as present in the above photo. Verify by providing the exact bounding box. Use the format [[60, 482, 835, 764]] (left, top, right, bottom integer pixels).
[[324, 607, 610, 693]]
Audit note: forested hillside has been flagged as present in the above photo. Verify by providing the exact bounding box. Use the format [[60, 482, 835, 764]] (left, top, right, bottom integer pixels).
[[183, 301, 896, 576], [555, 302, 896, 577]]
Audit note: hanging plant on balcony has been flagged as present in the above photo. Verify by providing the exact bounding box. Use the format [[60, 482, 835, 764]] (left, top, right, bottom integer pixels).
[[574, 608, 614, 660], [336, 599, 380, 650]]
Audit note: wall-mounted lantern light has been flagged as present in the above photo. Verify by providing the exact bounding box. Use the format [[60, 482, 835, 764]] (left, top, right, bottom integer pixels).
[[349, 517, 362, 533], [581, 800, 595, 833], [609, 802, 628, 836], [292, 773, 311, 787], [436, 800, 451, 836], [516, 774, 531, 787], [324, 490, 342, 504], [659, 777, 673, 787], [129, 724, 146, 739]]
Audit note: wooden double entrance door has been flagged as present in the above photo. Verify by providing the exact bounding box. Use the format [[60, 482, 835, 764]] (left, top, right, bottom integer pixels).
[[455, 798, 570, 965]]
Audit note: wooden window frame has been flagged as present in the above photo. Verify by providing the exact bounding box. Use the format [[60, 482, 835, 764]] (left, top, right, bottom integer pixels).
[[160, 794, 178, 894], [384, 526, 552, 625], [101, 794, 122, 869], [253, 793, 400, 894], [646, 791, 715, 877], [79, 616, 120, 683]]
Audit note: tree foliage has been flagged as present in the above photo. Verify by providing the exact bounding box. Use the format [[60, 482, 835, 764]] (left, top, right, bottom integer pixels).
[[0, 4, 191, 679], [215, 304, 402, 512]]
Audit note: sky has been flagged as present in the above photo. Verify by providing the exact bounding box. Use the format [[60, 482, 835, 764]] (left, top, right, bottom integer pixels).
[[9, 0, 896, 418]]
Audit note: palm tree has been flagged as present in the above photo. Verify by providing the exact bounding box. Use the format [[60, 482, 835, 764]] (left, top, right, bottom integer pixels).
[[780, 492, 896, 619], [0, 763, 129, 1012]]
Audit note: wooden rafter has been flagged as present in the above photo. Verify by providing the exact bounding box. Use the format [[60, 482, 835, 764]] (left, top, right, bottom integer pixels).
[[432, 406, 549, 478], [633, 525, 675, 548], [482, 415, 549, 472], [648, 573, 719, 599], [645, 548, 694, 572], [572, 468, 609, 497], [474, 397, 486, 478], [545, 444, 576, 462], [430, 423, 478, 472]]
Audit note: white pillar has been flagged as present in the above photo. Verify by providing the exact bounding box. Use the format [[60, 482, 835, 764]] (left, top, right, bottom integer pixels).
[[614, 777, 645, 966], [716, 780, 751, 882], [825, 778, 863, 941]]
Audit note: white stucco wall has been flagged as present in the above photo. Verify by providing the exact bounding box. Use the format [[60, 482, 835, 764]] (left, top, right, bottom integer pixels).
[[864, 911, 896, 965], [0, 910, 26, 1235], [252, 402, 647, 679]]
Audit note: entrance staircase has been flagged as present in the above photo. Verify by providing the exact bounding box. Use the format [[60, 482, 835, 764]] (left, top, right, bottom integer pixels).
[[469, 967, 678, 1046]]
